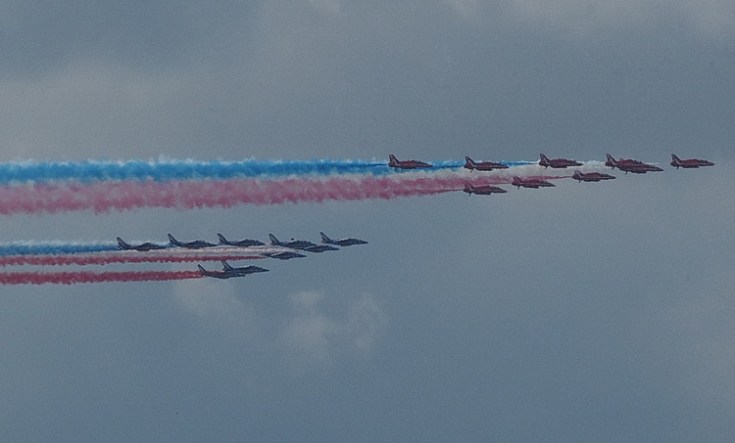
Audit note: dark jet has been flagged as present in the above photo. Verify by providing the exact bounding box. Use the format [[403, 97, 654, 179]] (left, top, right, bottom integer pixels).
[[463, 156, 508, 171], [512, 176, 555, 189], [605, 154, 663, 174], [268, 234, 317, 250], [261, 251, 307, 260], [388, 154, 432, 170], [197, 264, 260, 279], [167, 234, 216, 249], [217, 233, 264, 247], [302, 244, 339, 253], [670, 154, 714, 169], [320, 232, 368, 247], [463, 183, 507, 195], [221, 261, 269, 275], [539, 153, 582, 169], [116, 237, 166, 252], [572, 170, 616, 182]]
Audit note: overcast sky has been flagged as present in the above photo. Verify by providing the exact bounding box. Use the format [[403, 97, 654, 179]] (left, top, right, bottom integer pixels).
[[1, 1, 734, 441]]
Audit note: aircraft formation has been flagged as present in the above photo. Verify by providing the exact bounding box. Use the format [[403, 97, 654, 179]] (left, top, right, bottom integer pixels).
[[0, 152, 714, 284], [0, 232, 367, 284]]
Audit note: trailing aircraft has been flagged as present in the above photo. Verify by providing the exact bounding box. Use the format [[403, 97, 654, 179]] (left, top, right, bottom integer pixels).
[[539, 153, 582, 169], [220, 261, 269, 275], [217, 233, 264, 247], [463, 156, 508, 171], [268, 234, 317, 250], [320, 232, 368, 246], [167, 234, 216, 249], [605, 154, 663, 174], [116, 237, 166, 251], [511, 176, 555, 189], [572, 170, 616, 182], [197, 264, 264, 279], [463, 183, 507, 195], [302, 244, 339, 253], [388, 154, 432, 170], [670, 154, 714, 169]]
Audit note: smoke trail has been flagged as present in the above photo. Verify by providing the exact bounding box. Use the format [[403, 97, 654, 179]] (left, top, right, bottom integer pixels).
[[0, 270, 202, 285], [0, 157, 538, 184], [0, 241, 120, 256], [0, 170, 568, 215], [0, 252, 266, 267]]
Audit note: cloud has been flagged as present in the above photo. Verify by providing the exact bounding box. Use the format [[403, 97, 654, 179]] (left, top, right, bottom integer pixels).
[[280, 291, 387, 367]]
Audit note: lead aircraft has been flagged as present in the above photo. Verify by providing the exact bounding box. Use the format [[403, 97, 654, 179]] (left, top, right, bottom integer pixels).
[[320, 232, 368, 246], [670, 154, 714, 169]]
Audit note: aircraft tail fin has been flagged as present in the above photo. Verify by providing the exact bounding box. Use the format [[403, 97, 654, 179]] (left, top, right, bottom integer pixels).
[[197, 264, 207, 274], [605, 153, 616, 165], [388, 154, 398, 167], [319, 232, 332, 244], [671, 154, 682, 168], [221, 260, 233, 270], [217, 233, 229, 245], [539, 153, 549, 166], [464, 156, 475, 169], [268, 233, 280, 245], [116, 237, 130, 249], [167, 234, 180, 246]]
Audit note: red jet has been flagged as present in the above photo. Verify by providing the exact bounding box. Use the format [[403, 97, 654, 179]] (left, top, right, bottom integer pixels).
[[572, 170, 616, 182], [463, 156, 508, 171], [512, 176, 555, 189], [463, 183, 507, 195], [605, 154, 663, 174], [539, 153, 582, 169], [388, 154, 432, 169], [670, 154, 714, 169]]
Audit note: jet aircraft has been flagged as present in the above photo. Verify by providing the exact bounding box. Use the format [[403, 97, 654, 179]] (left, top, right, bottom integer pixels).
[[539, 153, 582, 169], [572, 170, 616, 182], [512, 176, 555, 189], [605, 154, 663, 174], [167, 234, 216, 249], [670, 154, 715, 169], [388, 154, 432, 170], [197, 264, 265, 279], [463, 183, 507, 195], [261, 251, 307, 260], [220, 261, 269, 275], [217, 233, 264, 247], [116, 237, 166, 252], [302, 244, 339, 253], [268, 234, 318, 250], [320, 232, 368, 247], [463, 156, 508, 171]]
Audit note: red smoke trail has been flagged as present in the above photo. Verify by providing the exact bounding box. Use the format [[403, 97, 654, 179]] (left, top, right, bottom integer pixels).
[[0, 270, 203, 285], [0, 173, 567, 215], [0, 253, 265, 267]]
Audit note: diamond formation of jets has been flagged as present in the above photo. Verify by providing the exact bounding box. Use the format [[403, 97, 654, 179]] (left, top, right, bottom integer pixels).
[[572, 170, 616, 182], [463, 156, 508, 171], [605, 154, 663, 174], [463, 183, 507, 195], [320, 232, 368, 247], [670, 154, 714, 169], [388, 154, 432, 170], [538, 153, 582, 169]]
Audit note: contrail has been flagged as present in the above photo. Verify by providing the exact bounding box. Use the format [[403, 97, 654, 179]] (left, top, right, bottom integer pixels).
[[0, 241, 120, 256], [0, 252, 265, 267], [0, 158, 537, 184], [0, 270, 203, 285], [0, 170, 567, 215]]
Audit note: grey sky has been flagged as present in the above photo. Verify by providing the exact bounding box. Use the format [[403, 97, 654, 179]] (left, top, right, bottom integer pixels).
[[1, 1, 733, 441]]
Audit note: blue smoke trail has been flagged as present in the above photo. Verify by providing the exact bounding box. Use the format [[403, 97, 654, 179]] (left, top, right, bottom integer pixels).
[[0, 241, 124, 256], [0, 158, 536, 184]]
